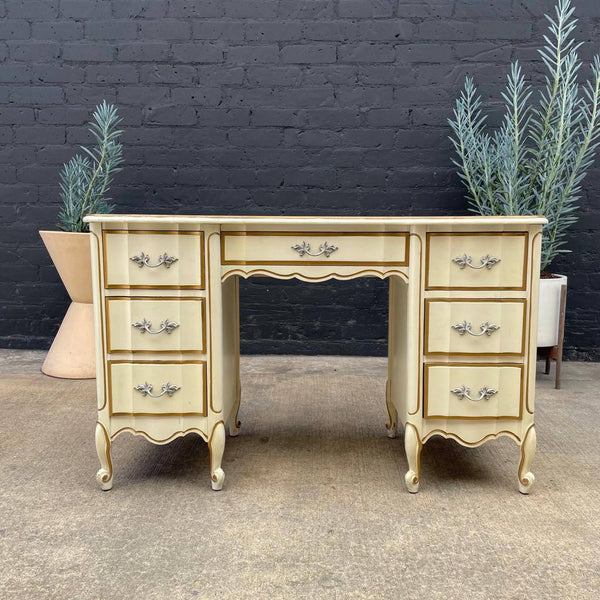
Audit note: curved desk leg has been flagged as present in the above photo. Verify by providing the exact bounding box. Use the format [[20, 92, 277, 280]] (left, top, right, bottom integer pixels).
[[404, 423, 421, 493], [228, 378, 241, 437], [95, 422, 113, 491], [518, 426, 536, 494], [228, 419, 241, 437], [209, 421, 226, 491], [385, 379, 398, 439]]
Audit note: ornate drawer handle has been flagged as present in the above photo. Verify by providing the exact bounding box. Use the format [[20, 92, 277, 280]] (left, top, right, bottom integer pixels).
[[291, 241, 338, 258], [134, 381, 180, 398], [452, 254, 501, 270], [452, 321, 500, 337], [450, 385, 498, 402], [132, 318, 179, 335], [130, 252, 178, 269]]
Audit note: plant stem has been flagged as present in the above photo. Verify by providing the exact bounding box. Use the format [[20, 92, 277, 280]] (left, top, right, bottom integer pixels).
[[80, 143, 107, 218]]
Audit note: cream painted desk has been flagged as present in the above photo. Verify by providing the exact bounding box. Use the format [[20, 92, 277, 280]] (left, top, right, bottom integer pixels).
[[85, 215, 546, 493]]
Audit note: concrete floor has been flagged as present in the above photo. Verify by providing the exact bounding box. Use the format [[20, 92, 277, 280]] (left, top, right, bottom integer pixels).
[[1, 350, 599, 599]]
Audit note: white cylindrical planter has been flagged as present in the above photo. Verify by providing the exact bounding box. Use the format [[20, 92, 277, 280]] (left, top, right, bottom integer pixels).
[[537, 274, 567, 347]]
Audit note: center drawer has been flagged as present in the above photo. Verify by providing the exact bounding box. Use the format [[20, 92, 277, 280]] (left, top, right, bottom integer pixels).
[[106, 297, 206, 354], [108, 360, 207, 416], [425, 299, 526, 356], [424, 363, 523, 420], [103, 230, 204, 290], [221, 232, 409, 266]]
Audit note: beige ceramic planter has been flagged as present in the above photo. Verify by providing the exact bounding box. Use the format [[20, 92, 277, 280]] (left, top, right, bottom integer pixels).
[[40, 231, 95, 379]]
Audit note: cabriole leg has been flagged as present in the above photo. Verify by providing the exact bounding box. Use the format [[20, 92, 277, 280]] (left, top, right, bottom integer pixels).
[[404, 422, 422, 493], [228, 378, 241, 437], [518, 425, 536, 494], [95, 422, 113, 491], [209, 421, 226, 491], [385, 379, 398, 439], [228, 419, 241, 437]]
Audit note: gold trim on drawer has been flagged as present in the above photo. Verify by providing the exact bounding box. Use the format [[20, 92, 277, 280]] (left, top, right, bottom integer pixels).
[[220, 231, 410, 266], [105, 296, 206, 354], [424, 298, 527, 357], [425, 232, 529, 291], [102, 229, 205, 290], [423, 362, 524, 420], [108, 360, 208, 417]]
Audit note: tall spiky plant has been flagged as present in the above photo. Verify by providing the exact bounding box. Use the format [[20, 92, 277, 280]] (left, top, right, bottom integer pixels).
[[448, 0, 600, 271], [58, 101, 124, 232]]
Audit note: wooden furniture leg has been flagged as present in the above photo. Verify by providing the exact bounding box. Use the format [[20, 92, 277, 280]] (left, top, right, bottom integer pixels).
[[404, 422, 422, 493], [518, 425, 536, 494], [95, 422, 113, 491], [554, 284, 567, 389], [209, 421, 226, 491], [228, 376, 241, 437], [385, 379, 398, 439]]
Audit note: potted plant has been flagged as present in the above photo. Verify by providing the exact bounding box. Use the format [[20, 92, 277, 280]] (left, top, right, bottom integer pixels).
[[448, 0, 600, 350], [40, 101, 123, 378]]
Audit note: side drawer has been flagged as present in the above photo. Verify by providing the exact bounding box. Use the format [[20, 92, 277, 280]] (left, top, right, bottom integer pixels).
[[221, 231, 409, 266], [424, 363, 523, 420], [426, 232, 528, 290], [103, 230, 204, 289], [425, 299, 526, 356], [106, 297, 206, 354], [108, 360, 207, 416]]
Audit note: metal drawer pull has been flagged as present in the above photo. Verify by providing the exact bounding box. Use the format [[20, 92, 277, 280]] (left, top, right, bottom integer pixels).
[[134, 381, 180, 398], [291, 241, 338, 258], [130, 252, 178, 269], [452, 321, 500, 337], [132, 318, 179, 335], [452, 254, 501, 270], [451, 385, 498, 402]]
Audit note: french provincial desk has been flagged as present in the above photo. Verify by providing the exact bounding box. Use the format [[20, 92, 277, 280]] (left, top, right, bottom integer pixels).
[[85, 214, 546, 494]]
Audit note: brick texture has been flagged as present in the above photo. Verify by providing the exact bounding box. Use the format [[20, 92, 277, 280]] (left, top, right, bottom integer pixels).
[[1, 0, 599, 358]]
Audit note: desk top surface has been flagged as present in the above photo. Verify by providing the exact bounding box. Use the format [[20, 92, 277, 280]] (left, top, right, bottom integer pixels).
[[85, 214, 547, 226]]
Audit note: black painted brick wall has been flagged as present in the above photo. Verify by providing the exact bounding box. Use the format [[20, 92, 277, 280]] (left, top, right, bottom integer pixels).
[[1, 0, 599, 358]]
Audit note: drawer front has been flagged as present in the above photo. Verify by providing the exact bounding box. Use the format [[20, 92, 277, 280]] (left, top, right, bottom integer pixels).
[[103, 230, 204, 289], [108, 361, 207, 416], [106, 297, 205, 354], [424, 363, 523, 419], [426, 233, 528, 290], [425, 299, 526, 356], [221, 232, 409, 266]]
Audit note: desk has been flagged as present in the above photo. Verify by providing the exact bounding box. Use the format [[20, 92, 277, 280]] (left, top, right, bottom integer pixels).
[[86, 215, 545, 493]]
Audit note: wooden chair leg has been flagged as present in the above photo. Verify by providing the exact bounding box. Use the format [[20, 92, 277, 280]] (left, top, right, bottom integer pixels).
[[555, 284, 567, 390], [544, 349, 551, 375]]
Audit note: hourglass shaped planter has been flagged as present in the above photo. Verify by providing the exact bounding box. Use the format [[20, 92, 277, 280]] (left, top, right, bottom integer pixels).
[[40, 231, 95, 379]]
